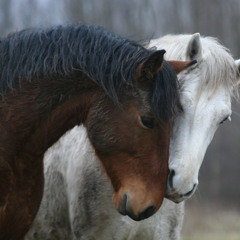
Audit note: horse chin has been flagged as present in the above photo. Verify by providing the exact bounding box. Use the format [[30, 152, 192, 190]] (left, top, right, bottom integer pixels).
[[165, 183, 197, 203], [164, 193, 186, 204]]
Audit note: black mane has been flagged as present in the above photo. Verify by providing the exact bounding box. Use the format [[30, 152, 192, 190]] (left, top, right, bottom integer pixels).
[[0, 24, 179, 122]]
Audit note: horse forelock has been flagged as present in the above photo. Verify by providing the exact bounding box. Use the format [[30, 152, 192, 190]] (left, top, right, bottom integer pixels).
[[152, 34, 239, 99], [151, 61, 180, 123]]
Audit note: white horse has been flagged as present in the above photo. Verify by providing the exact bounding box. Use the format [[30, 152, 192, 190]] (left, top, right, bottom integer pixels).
[[150, 34, 239, 202], [25, 34, 240, 240]]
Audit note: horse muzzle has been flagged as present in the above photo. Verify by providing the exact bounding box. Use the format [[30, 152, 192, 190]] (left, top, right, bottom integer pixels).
[[117, 193, 156, 221], [112, 185, 163, 221]]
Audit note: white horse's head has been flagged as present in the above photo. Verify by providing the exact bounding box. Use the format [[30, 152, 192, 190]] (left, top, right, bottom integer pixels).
[[149, 34, 240, 203]]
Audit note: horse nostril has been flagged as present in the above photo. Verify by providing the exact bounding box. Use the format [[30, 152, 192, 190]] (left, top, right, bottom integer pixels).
[[168, 169, 175, 189], [118, 193, 128, 216], [117, 194, 156, 221], [184, 184, 197, 197], [138, 205, 156, 220]]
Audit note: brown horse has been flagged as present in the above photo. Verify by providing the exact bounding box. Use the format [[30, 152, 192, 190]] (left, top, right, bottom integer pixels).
[[0, 24, 194, 240]]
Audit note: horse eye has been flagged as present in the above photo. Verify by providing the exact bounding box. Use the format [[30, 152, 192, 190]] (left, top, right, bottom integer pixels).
[[139, 116, 154, 129], [220, 116, 230, 124], [178, 103, 184, 113]]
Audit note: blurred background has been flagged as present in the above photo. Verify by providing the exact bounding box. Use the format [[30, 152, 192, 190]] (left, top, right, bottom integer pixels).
[[0, 0, 239, 239]]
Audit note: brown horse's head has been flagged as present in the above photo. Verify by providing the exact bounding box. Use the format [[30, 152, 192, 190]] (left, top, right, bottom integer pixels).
[[86, 50, 195, 221]]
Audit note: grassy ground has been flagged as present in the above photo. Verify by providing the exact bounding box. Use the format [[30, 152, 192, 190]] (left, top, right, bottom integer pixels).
[[181, 203, 240, 240]]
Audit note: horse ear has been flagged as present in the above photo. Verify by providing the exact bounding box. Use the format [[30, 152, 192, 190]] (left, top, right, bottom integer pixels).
[[186, 33, 202, 60], [235, 60, 240, 89], [235, 59, 240, 77], [168, 60, 197, 74], [136, 50, 166, 80]]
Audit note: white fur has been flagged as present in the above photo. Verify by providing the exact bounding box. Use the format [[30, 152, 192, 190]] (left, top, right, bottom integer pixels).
[[25, 34, 240, 240], [149, 34, 239, 201]]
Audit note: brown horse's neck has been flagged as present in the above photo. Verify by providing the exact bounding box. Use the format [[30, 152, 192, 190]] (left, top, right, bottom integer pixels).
[[1, 74, 98, 156], [24, 89, 97, 157], [0, 75, 99, 240]]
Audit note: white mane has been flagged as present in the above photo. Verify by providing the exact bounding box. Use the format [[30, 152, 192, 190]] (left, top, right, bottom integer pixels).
[[150, 34, 239, 98]]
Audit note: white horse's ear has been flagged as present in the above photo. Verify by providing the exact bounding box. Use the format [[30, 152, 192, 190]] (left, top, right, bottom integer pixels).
[[235, 60, 240, 91], [186, 33, 202, 60], [235, 59, 240, 78]]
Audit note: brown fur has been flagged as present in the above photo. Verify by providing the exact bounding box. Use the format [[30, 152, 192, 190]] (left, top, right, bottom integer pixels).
[[87, 101, 170, 217], [0, 51, 192, 239], [168, 60, 196, 74], [0, 83, 99, 240]]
